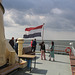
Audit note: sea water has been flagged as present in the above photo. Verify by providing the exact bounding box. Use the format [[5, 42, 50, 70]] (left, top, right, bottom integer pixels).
[[23, 40, 75, 51], [7, 39, 75, 51]]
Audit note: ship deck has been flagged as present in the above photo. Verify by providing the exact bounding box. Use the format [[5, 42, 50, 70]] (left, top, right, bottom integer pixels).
[[9, 53, 72, 75]]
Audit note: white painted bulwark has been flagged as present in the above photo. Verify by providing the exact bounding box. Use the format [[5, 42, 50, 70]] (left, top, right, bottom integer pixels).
[[5, 40, 18, 63], [0, 0, 2, 3], [0, 2, 6, 66]]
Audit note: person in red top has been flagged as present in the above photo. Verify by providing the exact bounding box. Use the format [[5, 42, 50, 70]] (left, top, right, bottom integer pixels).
[[31, 39, 33, 51]]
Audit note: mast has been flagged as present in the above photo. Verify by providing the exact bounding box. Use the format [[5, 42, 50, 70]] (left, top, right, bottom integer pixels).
[[42, 23, 45, 41]]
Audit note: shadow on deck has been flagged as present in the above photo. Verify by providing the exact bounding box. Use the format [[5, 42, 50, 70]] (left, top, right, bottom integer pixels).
[[31, 68, 47, 75]]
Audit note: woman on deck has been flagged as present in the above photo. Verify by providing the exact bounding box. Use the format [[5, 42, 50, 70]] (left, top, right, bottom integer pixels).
[[49, 41, 55, 61], [40, 41, 46, 60]]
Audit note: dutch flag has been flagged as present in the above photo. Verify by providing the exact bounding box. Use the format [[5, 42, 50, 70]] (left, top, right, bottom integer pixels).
[[23, 25, 44, 38]]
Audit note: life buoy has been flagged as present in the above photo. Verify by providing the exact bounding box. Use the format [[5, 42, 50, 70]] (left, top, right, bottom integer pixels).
[[65, 47, 71, 54]]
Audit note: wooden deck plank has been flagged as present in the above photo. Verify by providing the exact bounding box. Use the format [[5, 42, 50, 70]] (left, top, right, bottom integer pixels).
[[70, 56, 75, 60], [71, 60, 75, 66], [71, 67, 75, 73]]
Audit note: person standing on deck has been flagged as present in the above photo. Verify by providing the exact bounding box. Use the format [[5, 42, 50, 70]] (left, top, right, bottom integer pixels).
[[9, 37, 14, 49], [31, 39, 33, 52], [32, 39, 37, 52], [49, 41, 55, 61], [40, 41, 46, 60]]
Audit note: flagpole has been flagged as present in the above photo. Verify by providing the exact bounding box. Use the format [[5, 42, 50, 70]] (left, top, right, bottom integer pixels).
[[42, 23, 45, 41]]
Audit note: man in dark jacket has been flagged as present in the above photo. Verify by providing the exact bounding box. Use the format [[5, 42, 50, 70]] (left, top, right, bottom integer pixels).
[[9, 37, 14, 48], [32, 39, 37, 52]]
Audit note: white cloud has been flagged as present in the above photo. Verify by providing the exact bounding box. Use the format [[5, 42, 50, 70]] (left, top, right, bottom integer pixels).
[[51, 8, 63, 14], [4, 9, 19, 26], [39, 16, 45, 19], [25, 14, 36, 20], [25, 14, 30, 19]]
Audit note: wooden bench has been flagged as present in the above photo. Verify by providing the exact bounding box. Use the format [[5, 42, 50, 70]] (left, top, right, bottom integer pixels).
[[0, 63, 20, 75], [18, 54, 36, 72], [23, 47, 35, 55]]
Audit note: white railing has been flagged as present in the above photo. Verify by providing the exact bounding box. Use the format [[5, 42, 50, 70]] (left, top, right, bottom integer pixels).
[[23, 42, 74, 54]]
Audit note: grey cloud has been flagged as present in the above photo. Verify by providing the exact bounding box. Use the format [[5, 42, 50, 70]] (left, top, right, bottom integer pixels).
[[3, 0, 75, 15], [45, 14, 75, 32], [3, 0, 75, 32], [2, 0, 34, 11]]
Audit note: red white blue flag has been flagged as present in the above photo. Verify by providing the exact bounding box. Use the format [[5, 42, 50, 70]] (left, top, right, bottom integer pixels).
[[23, 25, 43, 38]]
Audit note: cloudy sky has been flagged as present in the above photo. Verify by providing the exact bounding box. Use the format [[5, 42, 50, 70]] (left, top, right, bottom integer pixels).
[[2, 0, 75, 40]]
